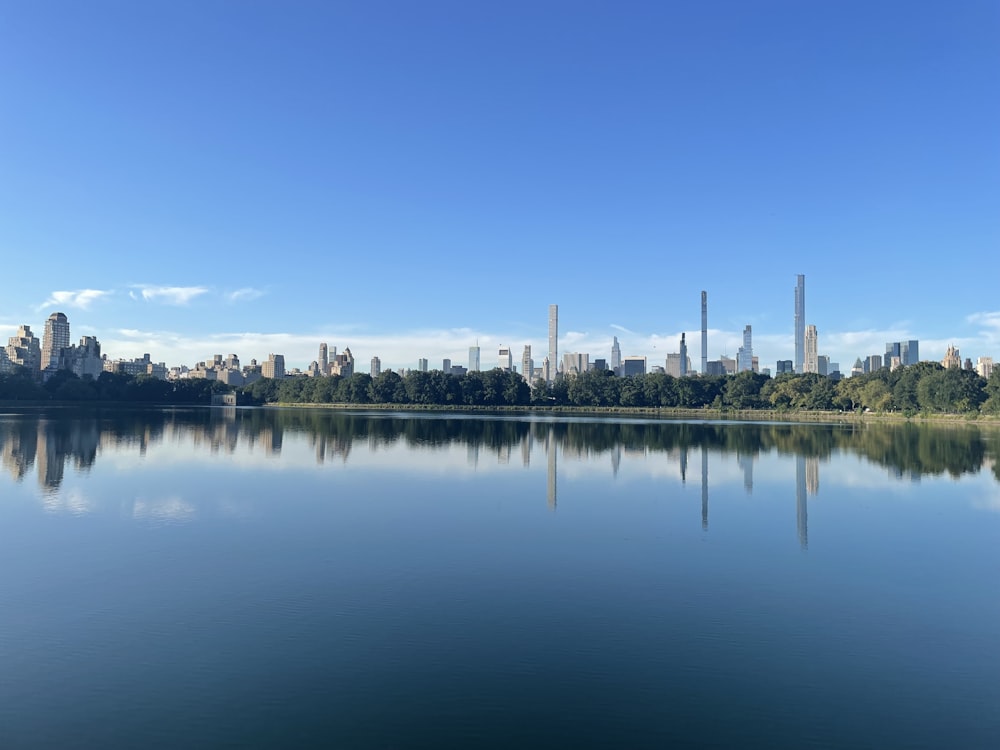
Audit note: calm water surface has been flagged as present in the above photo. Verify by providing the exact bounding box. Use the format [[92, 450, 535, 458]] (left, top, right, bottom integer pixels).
[[1, 407, 998, 749]]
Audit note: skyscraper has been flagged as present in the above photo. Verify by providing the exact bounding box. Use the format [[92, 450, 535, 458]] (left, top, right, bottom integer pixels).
[[497, 347, 512, 372], [370, 356, 381, 376], [41, 312, 70, 372], [804, 324, 818, 373], [737, 325, 753, 372], [318, 343, 329, 376], [701, 291, 708, 375], [469, 345, 480, 372], [521, 345, 533, 382], [794, 275, 805, 373], [679, 333, 688, 376], [548, 304, 558, 383], [418, 358, 428, 372], [611, 336, 621, 374]]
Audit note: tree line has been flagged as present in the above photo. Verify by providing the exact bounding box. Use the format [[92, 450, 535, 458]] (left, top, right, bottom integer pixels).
[[3, 362, 999, 416], [240, 362, 1000, 416]]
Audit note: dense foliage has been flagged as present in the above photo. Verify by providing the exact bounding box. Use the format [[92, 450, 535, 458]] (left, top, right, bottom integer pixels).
[[239, 364, 1000, 416], [0, 370, 230, 404], [3, 363, 999, 416]]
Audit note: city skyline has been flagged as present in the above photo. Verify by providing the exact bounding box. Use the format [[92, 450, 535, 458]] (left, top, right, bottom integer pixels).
[[2, 3, 997, 372], [2, 287, 998, 378]]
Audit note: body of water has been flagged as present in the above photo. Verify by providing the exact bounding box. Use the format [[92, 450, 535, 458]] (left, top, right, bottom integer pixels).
[[1, 407, 998, 748]]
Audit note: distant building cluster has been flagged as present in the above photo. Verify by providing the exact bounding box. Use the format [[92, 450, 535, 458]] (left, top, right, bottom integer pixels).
[[3, 277, 994, 386]]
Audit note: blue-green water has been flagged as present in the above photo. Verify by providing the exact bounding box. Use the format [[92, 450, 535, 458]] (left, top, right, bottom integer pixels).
[[1, 407, 998, 748]]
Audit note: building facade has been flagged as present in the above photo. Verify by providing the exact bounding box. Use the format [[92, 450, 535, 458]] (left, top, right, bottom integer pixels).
[[794, 275, 805, 373], [41, 312, 70, 373], [737, 325, 753, 372], [548, 304, 558, 383], [262, 353, 286, 379], [469, 346, 480, 372], [804, 324, 818, 374]]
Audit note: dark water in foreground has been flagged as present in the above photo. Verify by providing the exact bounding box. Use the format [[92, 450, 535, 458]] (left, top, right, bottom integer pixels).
[[1, 406, 999, 749]]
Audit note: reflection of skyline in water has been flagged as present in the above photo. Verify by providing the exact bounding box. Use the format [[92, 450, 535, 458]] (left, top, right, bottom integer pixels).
[[2, 409, 998, 539]]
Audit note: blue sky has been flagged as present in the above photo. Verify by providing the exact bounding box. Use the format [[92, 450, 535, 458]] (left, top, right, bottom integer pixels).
[[2, 1, 998, 372]]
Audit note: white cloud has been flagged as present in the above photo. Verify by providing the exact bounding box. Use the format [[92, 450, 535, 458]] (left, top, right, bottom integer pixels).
[[226, 287, 266, 303], [37, 289, 112, 311], [132, 285, 209, 305]]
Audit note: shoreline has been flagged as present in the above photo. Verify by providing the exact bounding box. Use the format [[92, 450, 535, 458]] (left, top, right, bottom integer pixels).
[[265, 402, 1000, 426]]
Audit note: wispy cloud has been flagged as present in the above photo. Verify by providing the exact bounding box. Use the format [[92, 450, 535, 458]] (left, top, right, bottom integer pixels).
[[226, 287, 266, 303], [37, 289, 112, 311], [131, 285, 209, 305]]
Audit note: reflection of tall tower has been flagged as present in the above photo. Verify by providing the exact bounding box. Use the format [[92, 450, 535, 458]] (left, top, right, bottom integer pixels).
[[467, 441, 480, 469], [794, 274, 805, 373], [806, 456, 819, 495], [546, 427, 557, 511], [700, 291, 708, 374], [680, 445, 688, 483], [738, 452, 754, 494], [611, 443, 621, 478], [548, 304, 558, 383], [521, 433, 531, 467], [796, 455, 808, 549], [701, 446, 709, 530]]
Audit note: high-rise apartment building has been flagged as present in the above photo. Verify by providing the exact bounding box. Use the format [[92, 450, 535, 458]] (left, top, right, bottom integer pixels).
[[58, 336, 102, 379], [262, 353, 285, 379], [942, 344, 961, 369], [548, 304, 558, 382], [41, 312, 70, 373], [6, 325, 41, 374], [521, 346, 533, 382], [794, 275, 805, 373], [666, 353, 682, 377], [611, 336, 621, 374], [737, 325, 753, 372], [804, 324, 818, 373], [418, 358, 428, 372], [679, 333, 688, 376], [977, 357, 994, 379], [442, 358, 451, 374], [701, 291, 708, 375], [469, 346, 480, 372], [561, 352, 588, 377], [622, 356, 646, 377], [497, 347, 512, 372], [370, 356, 381, 376], [319, 343, 329, 376], [776, 360, 793, 374]]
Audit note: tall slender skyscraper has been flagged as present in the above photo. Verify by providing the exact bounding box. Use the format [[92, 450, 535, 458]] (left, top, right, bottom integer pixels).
[[701, 291, 708, 375], [318, 343, 329, 376], [737, 325, 753, 372], [469, 345, 480, 372], [679, 333, 688, 376], [611, 336, 621, 374], [794, 274, 805, 373], [521, 345, 533, 382], [548, 304, 558, 383], [41, 312, 70, 372]]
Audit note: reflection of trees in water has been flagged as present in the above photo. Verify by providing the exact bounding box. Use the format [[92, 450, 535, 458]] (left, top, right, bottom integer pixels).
[[1, 407, 999, 492]]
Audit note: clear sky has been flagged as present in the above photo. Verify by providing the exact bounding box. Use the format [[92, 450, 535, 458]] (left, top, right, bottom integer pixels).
[[2, 1, 998, 373]]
